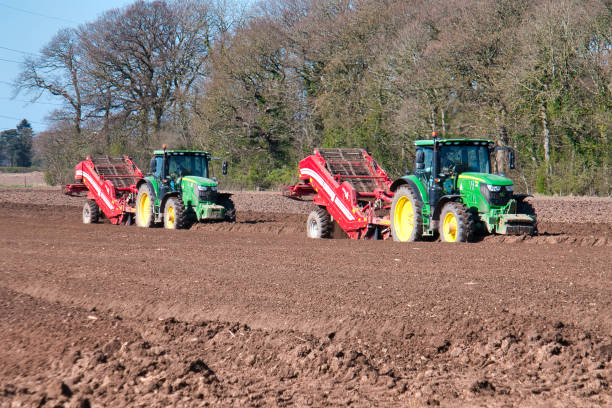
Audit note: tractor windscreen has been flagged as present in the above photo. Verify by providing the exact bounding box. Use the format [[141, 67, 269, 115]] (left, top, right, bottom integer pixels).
[[167, 154, 209, 178], [439, 144, 490, 174]]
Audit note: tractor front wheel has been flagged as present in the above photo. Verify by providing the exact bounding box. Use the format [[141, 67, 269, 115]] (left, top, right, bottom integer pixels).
[[219, 196, 236, 222], [306, 207, 332, 239], [390, 185, 423, 242], [82, 200, 99, 224], [439, 202, 473, 243], [163, 197, 189, 229], [135, 184, 155, 228]]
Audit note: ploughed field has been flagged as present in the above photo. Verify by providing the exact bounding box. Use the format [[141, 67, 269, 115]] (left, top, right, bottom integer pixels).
[[0, 188, 611, 407]]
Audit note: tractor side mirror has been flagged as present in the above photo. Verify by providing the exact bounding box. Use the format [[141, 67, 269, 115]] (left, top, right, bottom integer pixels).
[[222, 160, 228, 175], [415, 150, 425, 170], [149, 158, 156, 174], [508, 150, 515, 170]]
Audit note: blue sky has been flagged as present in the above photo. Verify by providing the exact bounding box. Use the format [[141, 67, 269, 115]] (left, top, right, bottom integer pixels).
[[0, 1, 134, 132]]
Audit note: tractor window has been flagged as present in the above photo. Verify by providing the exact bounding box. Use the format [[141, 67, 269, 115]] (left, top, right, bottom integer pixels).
[[166, 155, 209, 178], [439, 145, 490, 173], [155, 156, 163, 178], [415, 148, 433, 173]]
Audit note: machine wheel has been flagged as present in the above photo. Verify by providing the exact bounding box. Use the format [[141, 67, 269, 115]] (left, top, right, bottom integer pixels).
[[517, 199, 536, 216], [219, 196, 236, 222], [439, 201, 473, 243], [163, 197, 189, 229], [390, 185, 423, 242], [135, 184, 155, 228], [82, 200, 99, 224], [517, 199, 538, 235], [306, 207, 332, 239]]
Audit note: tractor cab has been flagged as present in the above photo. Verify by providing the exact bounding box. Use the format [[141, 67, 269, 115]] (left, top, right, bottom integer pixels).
[[414, 139, 508, 198]]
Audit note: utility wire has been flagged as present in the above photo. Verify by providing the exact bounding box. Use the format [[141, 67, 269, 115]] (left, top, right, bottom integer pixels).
[[0, 57, 22, 64], [0, 2, 79, 24], [0, 114, 46, 125], [0, 97, 63, 106], [0, 45, 39, 56]]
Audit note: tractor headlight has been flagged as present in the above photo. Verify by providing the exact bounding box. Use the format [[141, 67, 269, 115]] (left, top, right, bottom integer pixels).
[[506, 185, 514, 192], [486, 184, 502, 192], [197, 186, 210, 191]]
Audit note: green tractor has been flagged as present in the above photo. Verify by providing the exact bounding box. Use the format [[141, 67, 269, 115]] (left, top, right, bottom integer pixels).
[[390, 137, 536, 242], [135, 147, 235, 229]]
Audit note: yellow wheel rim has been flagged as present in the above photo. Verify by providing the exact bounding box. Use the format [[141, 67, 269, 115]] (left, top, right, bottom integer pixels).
[[394, 196, 414, 241], [138, 192, 151, 225], [443, 212, 458, 242], [166, 205, 175, 228]]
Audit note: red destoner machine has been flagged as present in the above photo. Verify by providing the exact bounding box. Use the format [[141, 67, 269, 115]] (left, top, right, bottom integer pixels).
[[284, 148, 394, 239], [63, 156, 143, 225]]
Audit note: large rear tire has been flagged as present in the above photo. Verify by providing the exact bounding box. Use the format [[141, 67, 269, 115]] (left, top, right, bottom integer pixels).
[[135, 184, 155, 228], [390, 185, 423, 242], [306, 207, 332, 239], [439, 201, 473, 243], [82, 200, 99, 224], [163, 197, 189, 229]]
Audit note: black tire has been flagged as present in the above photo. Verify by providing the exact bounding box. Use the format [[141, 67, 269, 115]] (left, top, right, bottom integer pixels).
[[219, 196, 236, 222], [390, 185, 423, 242], [163, 196, 189, 229], [82, 200, 99, 224], [517, 199, 538, 235], [439, 201, 473, 243], [517, 199, 536, 216], [306, 207, 332, 239], [135, 184, 155, 228]]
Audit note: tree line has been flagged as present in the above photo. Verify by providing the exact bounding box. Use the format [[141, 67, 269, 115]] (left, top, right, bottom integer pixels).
[[16, 0, 611, 195], [0, 119, 33, 168]]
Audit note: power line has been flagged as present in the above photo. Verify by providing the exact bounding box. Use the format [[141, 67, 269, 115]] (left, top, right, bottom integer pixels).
[[0, 97, 63, 106], [0, 57, 22, 64], [0, 2, 79, 24], [0, 45, 38, 56], [0, 114, 46, 125]]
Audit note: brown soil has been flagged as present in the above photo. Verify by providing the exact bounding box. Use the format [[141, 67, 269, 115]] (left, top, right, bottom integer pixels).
[[0, 189, 611, 407]]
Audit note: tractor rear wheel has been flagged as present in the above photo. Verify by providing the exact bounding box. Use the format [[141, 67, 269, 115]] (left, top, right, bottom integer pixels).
[[390, 185, 423, 242], [439, 202, 473, 243], [163, 197, 189, 229], [82, 200, 99, 224], [306, 207, 332, 239], [135, 184, 155, 228]]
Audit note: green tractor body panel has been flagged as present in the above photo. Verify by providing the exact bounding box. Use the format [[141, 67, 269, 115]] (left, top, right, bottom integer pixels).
[[180, 176, 226, 220], [393, 138, 536, 237], [142, 149, 228, 223]]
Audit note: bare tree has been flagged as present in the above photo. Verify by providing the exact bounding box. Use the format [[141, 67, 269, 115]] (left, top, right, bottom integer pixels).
[[16, 28, 85, 136], [80, 0, 213, 151]]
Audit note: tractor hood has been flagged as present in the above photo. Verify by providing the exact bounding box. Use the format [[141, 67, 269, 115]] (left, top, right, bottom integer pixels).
[[181, 176, 218, 187], [458, 172, 513, 186]]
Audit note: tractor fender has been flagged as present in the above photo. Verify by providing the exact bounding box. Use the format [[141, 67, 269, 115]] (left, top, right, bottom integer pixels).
[[512, 194, 532, 202], [390, 177, 423, 202], [432, 195, 463, 220], [217, 192, 233, 201], [160, 192, 180, 213], [136, 179, 157, 201]]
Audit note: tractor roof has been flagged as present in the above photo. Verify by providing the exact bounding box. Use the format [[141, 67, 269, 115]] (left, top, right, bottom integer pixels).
[[415, 138, 493, 147], [153, 149, 210, 156]]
